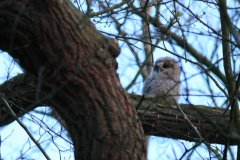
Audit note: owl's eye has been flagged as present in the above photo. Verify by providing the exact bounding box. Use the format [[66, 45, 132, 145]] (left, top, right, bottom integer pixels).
[[163, 62, 171, 68]]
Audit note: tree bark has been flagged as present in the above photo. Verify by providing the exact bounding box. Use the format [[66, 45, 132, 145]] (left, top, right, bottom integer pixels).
[[1, 74, 240, 146], [0, 0, 146, 159], [129, 94, 239, 145]]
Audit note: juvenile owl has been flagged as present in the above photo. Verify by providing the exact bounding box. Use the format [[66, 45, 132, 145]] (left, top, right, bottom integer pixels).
[[142, 57, 181, 102]]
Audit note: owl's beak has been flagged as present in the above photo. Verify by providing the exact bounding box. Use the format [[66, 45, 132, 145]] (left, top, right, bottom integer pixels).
[[158, 63, 164, 72]]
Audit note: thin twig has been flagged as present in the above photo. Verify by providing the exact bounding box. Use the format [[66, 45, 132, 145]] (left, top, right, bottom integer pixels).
[[172, 98, 202, 139], [89, 0, 131, 17], [0, 96, 51, 160], [100, 31, 228, 96], [173, 98, 222, 160]]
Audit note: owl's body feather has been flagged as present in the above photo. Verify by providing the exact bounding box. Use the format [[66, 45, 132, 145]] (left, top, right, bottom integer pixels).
[[143, 57, 181, 102]]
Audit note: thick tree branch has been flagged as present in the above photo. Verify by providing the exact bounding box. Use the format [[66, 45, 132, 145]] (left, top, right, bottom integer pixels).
[[129, 94, 240, 146], [1, 74, 240, 146], [0, 74, 41, 127]]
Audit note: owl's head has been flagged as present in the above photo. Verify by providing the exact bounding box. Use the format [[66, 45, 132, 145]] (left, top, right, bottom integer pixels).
[[153, 57, 181, 78]]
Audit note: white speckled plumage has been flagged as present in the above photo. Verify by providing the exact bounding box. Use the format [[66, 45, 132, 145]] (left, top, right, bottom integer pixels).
[[142, 57, 181, 102]]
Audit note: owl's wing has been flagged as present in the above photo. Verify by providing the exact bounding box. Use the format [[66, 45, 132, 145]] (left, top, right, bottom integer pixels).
[[142, 76, 154, 96]]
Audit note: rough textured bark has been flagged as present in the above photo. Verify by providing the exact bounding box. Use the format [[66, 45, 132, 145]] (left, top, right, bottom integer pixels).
[[0, 0, 146, 159], [1, 74, 239, 145], [0, 74, 38, 127], [129, 95, 237, 145]]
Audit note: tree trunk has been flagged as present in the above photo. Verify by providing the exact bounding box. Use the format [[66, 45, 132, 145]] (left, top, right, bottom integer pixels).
[[0, 0, 146, 159]]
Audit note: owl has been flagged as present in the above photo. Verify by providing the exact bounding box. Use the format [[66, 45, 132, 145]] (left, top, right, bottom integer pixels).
[[142, 57, 181, 102]]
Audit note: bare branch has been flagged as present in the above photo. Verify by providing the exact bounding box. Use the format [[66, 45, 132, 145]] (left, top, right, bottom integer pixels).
[[89, 0, 131, 17], [0, 96, 51, 160]]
